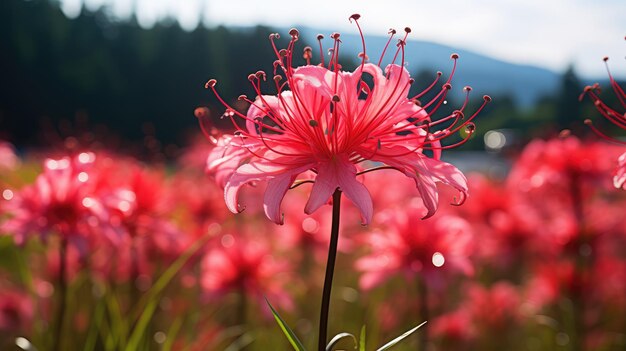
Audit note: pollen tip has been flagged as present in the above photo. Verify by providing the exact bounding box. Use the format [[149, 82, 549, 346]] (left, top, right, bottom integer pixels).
[[205, 79, 217, 88], [278, 49, 288, 57], [332, 95, 341, 102], [331, 32, 341, 40], [309, 119, 319, 127], [247, 74, 256, 81], [388, 28, 397, 35], [583, 85, 593, 92], [409, 78, 415, 84], [463, 86, 472, 92], [404, 27, 412, 33], [584, 119, 593, 125], [349, 14, 361, 21], [238, 94, 247, 101], [603, 56, 609, 62], [559, 129, 571, 138], [255, 70, 267, 80], [289, 28, 299, 38], [436, 71, 442, 76], [317, 34, 324, 40], [483, 95, 492, 102], [443, 83, 452, 90], [194, 107, 209, 119], [273, 75, 283, 82], [450, 53, 459, 60]]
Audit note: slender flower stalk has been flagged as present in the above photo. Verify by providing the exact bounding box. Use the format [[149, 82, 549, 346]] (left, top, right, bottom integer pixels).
[[318, 189, 341, 350]]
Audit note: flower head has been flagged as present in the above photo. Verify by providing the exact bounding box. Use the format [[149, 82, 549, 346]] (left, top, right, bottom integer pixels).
[[0, 153, 119, 251], [204, 15, 489, 224], [580, 44, 626, 189]]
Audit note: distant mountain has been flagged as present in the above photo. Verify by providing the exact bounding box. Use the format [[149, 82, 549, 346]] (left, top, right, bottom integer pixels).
[[278, 26, 562, 107]]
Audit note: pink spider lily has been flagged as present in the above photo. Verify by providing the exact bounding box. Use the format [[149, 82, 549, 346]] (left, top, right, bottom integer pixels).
[[580, 47, 626, 190], [202, 14, 490, 225], [0, 153, 120, 252]]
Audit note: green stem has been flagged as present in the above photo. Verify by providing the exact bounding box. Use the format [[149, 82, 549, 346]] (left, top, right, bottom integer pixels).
[[318, 189, 342, 351]]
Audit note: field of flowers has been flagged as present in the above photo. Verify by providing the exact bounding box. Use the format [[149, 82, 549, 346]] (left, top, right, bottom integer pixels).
[[1, 132, 626, 351]]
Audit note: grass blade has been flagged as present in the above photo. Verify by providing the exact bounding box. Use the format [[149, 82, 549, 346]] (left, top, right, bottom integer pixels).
[[359, 325, 366, 351], [376, 321, 427, 351], [326, 332, 356, 351], [124, 235, 210, 351], [265, 298, 306, 351]]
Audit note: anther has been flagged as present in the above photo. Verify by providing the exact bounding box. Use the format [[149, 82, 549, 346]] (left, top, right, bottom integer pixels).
[[409, 79, 415, 84], [255, 71, 266, 80], [205, 79, 217, 88], [404, 27, 412, 33], [463, 86, 472, 92], [332, 95, 341, 102], [583, 85, 593, 92], [389, 28, 397, 35], [194, 107, 210, 119], [274, 75, 283, 83], [349, 14, 361, 21], [450, 53, 459, 60], [443, 83, 452, 90], [603, 56, 609, 62], [289, 28, 299, 39], [303, 46, 313, 58], [247, 74, 256, 81], [584, 119, 593, 125], [414, 99, 422, 106], [483, 95, 492, 102], [559, 129, 572, 138], [331, 32, 341, 40], [278, 49, 288, 57], [238, 95, 247, 101], [309, 120, 319, 127], [317, 34, 324, 40], [464, 123, 476, 133], [436, 71, 442, 76]]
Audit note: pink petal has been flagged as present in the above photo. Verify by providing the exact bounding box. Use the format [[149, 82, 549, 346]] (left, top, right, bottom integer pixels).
[[263, 166, 310, 224]]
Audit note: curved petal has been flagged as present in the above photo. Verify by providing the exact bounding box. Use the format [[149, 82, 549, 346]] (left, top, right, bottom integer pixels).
[[304, 155, 372, 224], [263, 165, 311, 224], [412, 171, 439, 219]]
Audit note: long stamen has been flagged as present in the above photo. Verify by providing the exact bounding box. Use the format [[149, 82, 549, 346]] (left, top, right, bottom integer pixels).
[[317, 34, 325, 66], [378, 28, 397, 67], [349, 14, 367, 72], [603, 57, 626, 109], [411, 71, 443, 100], [585, 119, 626, 145]]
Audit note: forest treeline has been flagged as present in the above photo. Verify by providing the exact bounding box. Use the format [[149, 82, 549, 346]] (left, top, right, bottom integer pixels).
[[0, 0, 621, 154]]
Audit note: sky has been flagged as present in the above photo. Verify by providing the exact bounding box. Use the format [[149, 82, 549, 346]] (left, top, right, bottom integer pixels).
[[58, 0, 626, 79]]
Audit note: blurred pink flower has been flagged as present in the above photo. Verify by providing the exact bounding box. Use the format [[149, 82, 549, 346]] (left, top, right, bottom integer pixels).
[[0, 153, 119, 252], [355, 200, 474, 291], [0, 288, 33, 332], [0, 141, 19, 170], [204, 16, 489, 225], [201, 233, 293, 311]]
